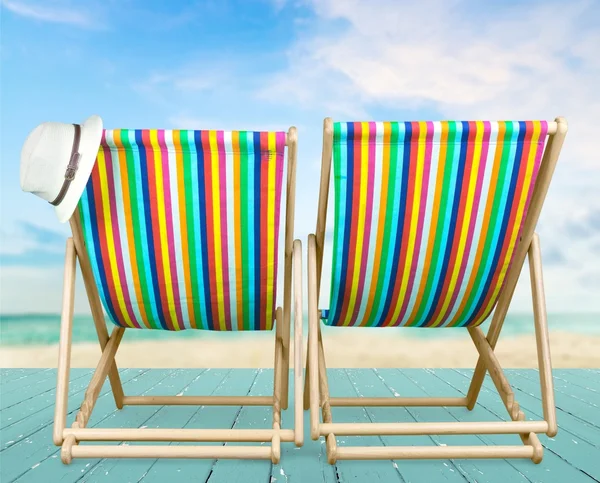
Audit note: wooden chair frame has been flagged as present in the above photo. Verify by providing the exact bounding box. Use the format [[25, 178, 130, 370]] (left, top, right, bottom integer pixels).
[[304, 117, 567, 463], [53, 128, 304, 464]]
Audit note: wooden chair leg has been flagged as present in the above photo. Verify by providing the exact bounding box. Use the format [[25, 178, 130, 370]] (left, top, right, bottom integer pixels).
[[280, 308, 291, 411], [303, 343, 311, 410], [466, 291, 513, 411], [318, 325, 337, 464], [468, 327, 523, 421], [73, 327, 124, 429], [529, 233, 557, 437], [273, 308, 284, 432], [53, 238, 76, 446], [281, 125, 298, 412], [468, 233, 556, 433], [308, 321, 320, 441], [292, 239, 304, 447], [70, 213, 124, 409], [468, 326, 537, 448], [308, 235, 320, 440], [317, 326, 332, 417]]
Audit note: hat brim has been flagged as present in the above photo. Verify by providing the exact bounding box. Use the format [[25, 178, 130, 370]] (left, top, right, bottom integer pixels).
[[54, 115, 103, 223]]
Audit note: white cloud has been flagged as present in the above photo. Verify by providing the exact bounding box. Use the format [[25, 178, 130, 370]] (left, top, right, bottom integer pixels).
[[132, 65, 235, 112], [262, 0, 600, 166], [167, 115, 216, 130], [2, 0, 100, 28], [0, 221, 67, 256], [138, 72, 218, 94], [167, 114, 299, 135], [134, 72, 214, 97], [265, 0, 600, 313], [0, 266, 91, 314]]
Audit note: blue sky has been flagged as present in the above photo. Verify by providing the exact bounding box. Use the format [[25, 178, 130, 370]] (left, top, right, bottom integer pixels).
[[1, 0, 599, 315]]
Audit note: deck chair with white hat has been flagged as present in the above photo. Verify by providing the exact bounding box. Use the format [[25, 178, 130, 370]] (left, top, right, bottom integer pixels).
[[20, 117, 304, 464]]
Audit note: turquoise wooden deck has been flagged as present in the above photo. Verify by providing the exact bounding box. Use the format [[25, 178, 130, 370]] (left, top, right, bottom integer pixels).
[[1, 369, 598, 482]]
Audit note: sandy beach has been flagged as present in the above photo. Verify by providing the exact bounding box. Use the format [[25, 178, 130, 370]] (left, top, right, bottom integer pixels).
[[1, 330, 598, 368]]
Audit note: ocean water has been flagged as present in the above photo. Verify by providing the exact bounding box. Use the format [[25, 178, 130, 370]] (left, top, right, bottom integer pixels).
[[0, 312, 598, 346]]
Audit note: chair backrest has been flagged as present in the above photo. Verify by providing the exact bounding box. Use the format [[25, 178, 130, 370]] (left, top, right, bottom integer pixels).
[[322, 120, 554, 328], [77, 129, 289, 331]]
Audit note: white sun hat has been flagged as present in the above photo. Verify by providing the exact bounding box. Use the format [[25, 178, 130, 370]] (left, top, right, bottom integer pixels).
[[20, 115, 103, 223]]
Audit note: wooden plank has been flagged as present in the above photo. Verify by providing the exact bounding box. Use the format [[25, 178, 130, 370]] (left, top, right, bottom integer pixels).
[[553, 370, 600, 394], [202, 369, 274, 483], [323, 370, 404, 482], [81, 369, 233, 481], [411, 369, 596, 483], [0, 369, 51, 386], [456, 370, 600, 447], [1, 369, 176, 482], [344, 369, 468, 482], [0, 368, 31, 378], [46, 370, 204, 482], [518, 369, 600, 407], [505, 370, 600, 429], [1, 369, 57, 393], [376, 369, 530, 483], [135, 370, 257, 483], [0, 369, 598, 482], [1, 370, 67, 408], [449, 369, 600, 480], [274, 372, 337, 483], [1, 369, 93, 431], [0, 369, 125, 449]]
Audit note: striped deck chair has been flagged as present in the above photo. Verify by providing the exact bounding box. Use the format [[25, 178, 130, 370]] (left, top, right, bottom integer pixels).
[[54, 128, 303, 463], [305, 118, 567, 463]]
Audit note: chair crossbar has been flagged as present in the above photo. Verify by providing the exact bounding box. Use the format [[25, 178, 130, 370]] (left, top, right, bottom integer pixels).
[[64, 428, 296, 442], [335, 445, 538, 461], [329, 396, 468, 407], [69, 445, 273, 460], [319, 421, 549, 436], [121, 395, 275, 406]]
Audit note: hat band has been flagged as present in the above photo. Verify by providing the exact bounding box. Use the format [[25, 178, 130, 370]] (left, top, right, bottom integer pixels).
[[50, 124, 82, 207]]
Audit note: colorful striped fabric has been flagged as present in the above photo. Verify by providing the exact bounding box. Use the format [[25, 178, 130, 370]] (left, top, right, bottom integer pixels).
[[78, 129, 286, 331], [323, 121, 548, 328]]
